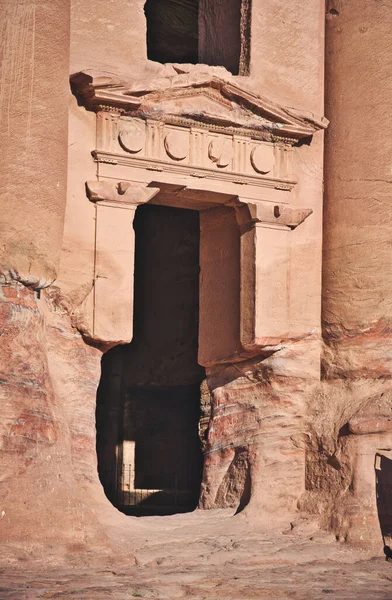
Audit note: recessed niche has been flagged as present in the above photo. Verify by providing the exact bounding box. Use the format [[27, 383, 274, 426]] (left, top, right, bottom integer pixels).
[[96, 205, 205, 516], [144, 0, 251, 75], [144, 0, 199, 64]]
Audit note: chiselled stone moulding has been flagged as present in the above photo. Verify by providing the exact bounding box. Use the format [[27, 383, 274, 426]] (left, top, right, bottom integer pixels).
[[118, 118, 146, 153], [72, 69, 327, 357], [250, 144, 275, 174], [164, 129, 189, 160], [71, 70, 327, 198], [208, 137, 234, 167]]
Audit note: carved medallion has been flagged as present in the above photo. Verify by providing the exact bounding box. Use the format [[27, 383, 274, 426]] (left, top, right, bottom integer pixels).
[[164, 130, 188, 161], [118, 119, 145, 153], [208, 138, 234, 168], [250, 145, 275, 174]]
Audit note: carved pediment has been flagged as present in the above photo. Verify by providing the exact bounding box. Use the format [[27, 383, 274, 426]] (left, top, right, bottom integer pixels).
[[71, 67, 328, 198], [71, 68, 327, 142]]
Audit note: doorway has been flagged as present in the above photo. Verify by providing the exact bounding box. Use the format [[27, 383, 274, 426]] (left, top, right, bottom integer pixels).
[[375, 453, 392, 550], [96, 204, 205, 516]]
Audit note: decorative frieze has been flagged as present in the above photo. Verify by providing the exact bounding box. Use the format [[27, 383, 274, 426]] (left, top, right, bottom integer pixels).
[[164, 129, 188, 161], [208, 137, 233, 167], [250, 144, 275, 174], [118, 118, 145, 153], [72, 70, 327, 199], [95, 113, 293, 187]]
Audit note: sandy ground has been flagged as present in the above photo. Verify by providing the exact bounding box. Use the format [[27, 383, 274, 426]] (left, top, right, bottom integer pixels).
[[1, 509, 392, 599]]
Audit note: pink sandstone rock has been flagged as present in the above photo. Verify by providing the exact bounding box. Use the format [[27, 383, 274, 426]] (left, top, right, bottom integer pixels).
[[1, 0, 392, 569]]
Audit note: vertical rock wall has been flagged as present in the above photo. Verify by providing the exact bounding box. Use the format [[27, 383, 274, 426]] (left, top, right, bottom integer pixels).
[[0, 0, 70, 285], [0, 281, 121, 562], [305, 0, 392, 543], [0, 0, 78, 559], [200, 340, 320, 524], [70, 0, 147, 73], [0, 2, 131, 563], [198, 0, 325, 525]]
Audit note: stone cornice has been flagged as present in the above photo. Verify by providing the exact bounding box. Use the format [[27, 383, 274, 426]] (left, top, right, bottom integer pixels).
[[71, 70, 327, 142], [92, 150, 297, 192]]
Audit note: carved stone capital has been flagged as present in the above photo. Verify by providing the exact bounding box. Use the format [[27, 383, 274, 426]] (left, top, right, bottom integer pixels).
[[86, 181, 159, 207], [235, 201, 312, 231]]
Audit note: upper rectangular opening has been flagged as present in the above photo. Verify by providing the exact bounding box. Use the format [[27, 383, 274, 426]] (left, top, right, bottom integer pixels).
[[144, 0, 251, 75], [145, 0, 199, 64]]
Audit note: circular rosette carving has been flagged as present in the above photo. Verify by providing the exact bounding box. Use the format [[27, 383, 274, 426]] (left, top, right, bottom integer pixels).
[[164, 130, 189, 161], [118, 119, 146, 153], [250, 144, 275, 174], [208, 137, 233, 168]]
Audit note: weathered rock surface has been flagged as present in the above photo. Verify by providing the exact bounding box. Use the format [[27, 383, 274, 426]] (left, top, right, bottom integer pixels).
[[305, 0, 392, 545], [2, 0, 392, 575], [1, 510, 392, 599], [0, 281, 138, 563], [200, 342, 317, 520], [0, 1, 70, 286]]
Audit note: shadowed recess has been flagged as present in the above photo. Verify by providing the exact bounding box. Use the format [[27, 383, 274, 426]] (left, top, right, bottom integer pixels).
[[96, 204, 205, 516], [144, 0, 250, 75], [199, 0, 243, 75], [375, 453, 392, 553], [144, 0, 199, 64]]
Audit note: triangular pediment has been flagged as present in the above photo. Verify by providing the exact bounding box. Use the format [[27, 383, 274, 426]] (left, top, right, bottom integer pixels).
[[71, 68, 327, 141]]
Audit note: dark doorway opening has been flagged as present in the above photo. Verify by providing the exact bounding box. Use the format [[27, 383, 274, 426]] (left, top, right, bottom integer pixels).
[[96, 204, 205, 516], [375, 453, 392, 551]]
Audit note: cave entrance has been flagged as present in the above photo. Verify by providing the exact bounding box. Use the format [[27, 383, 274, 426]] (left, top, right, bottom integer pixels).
[[375, 453, 392, 548], [97, 204, 206, 516]]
